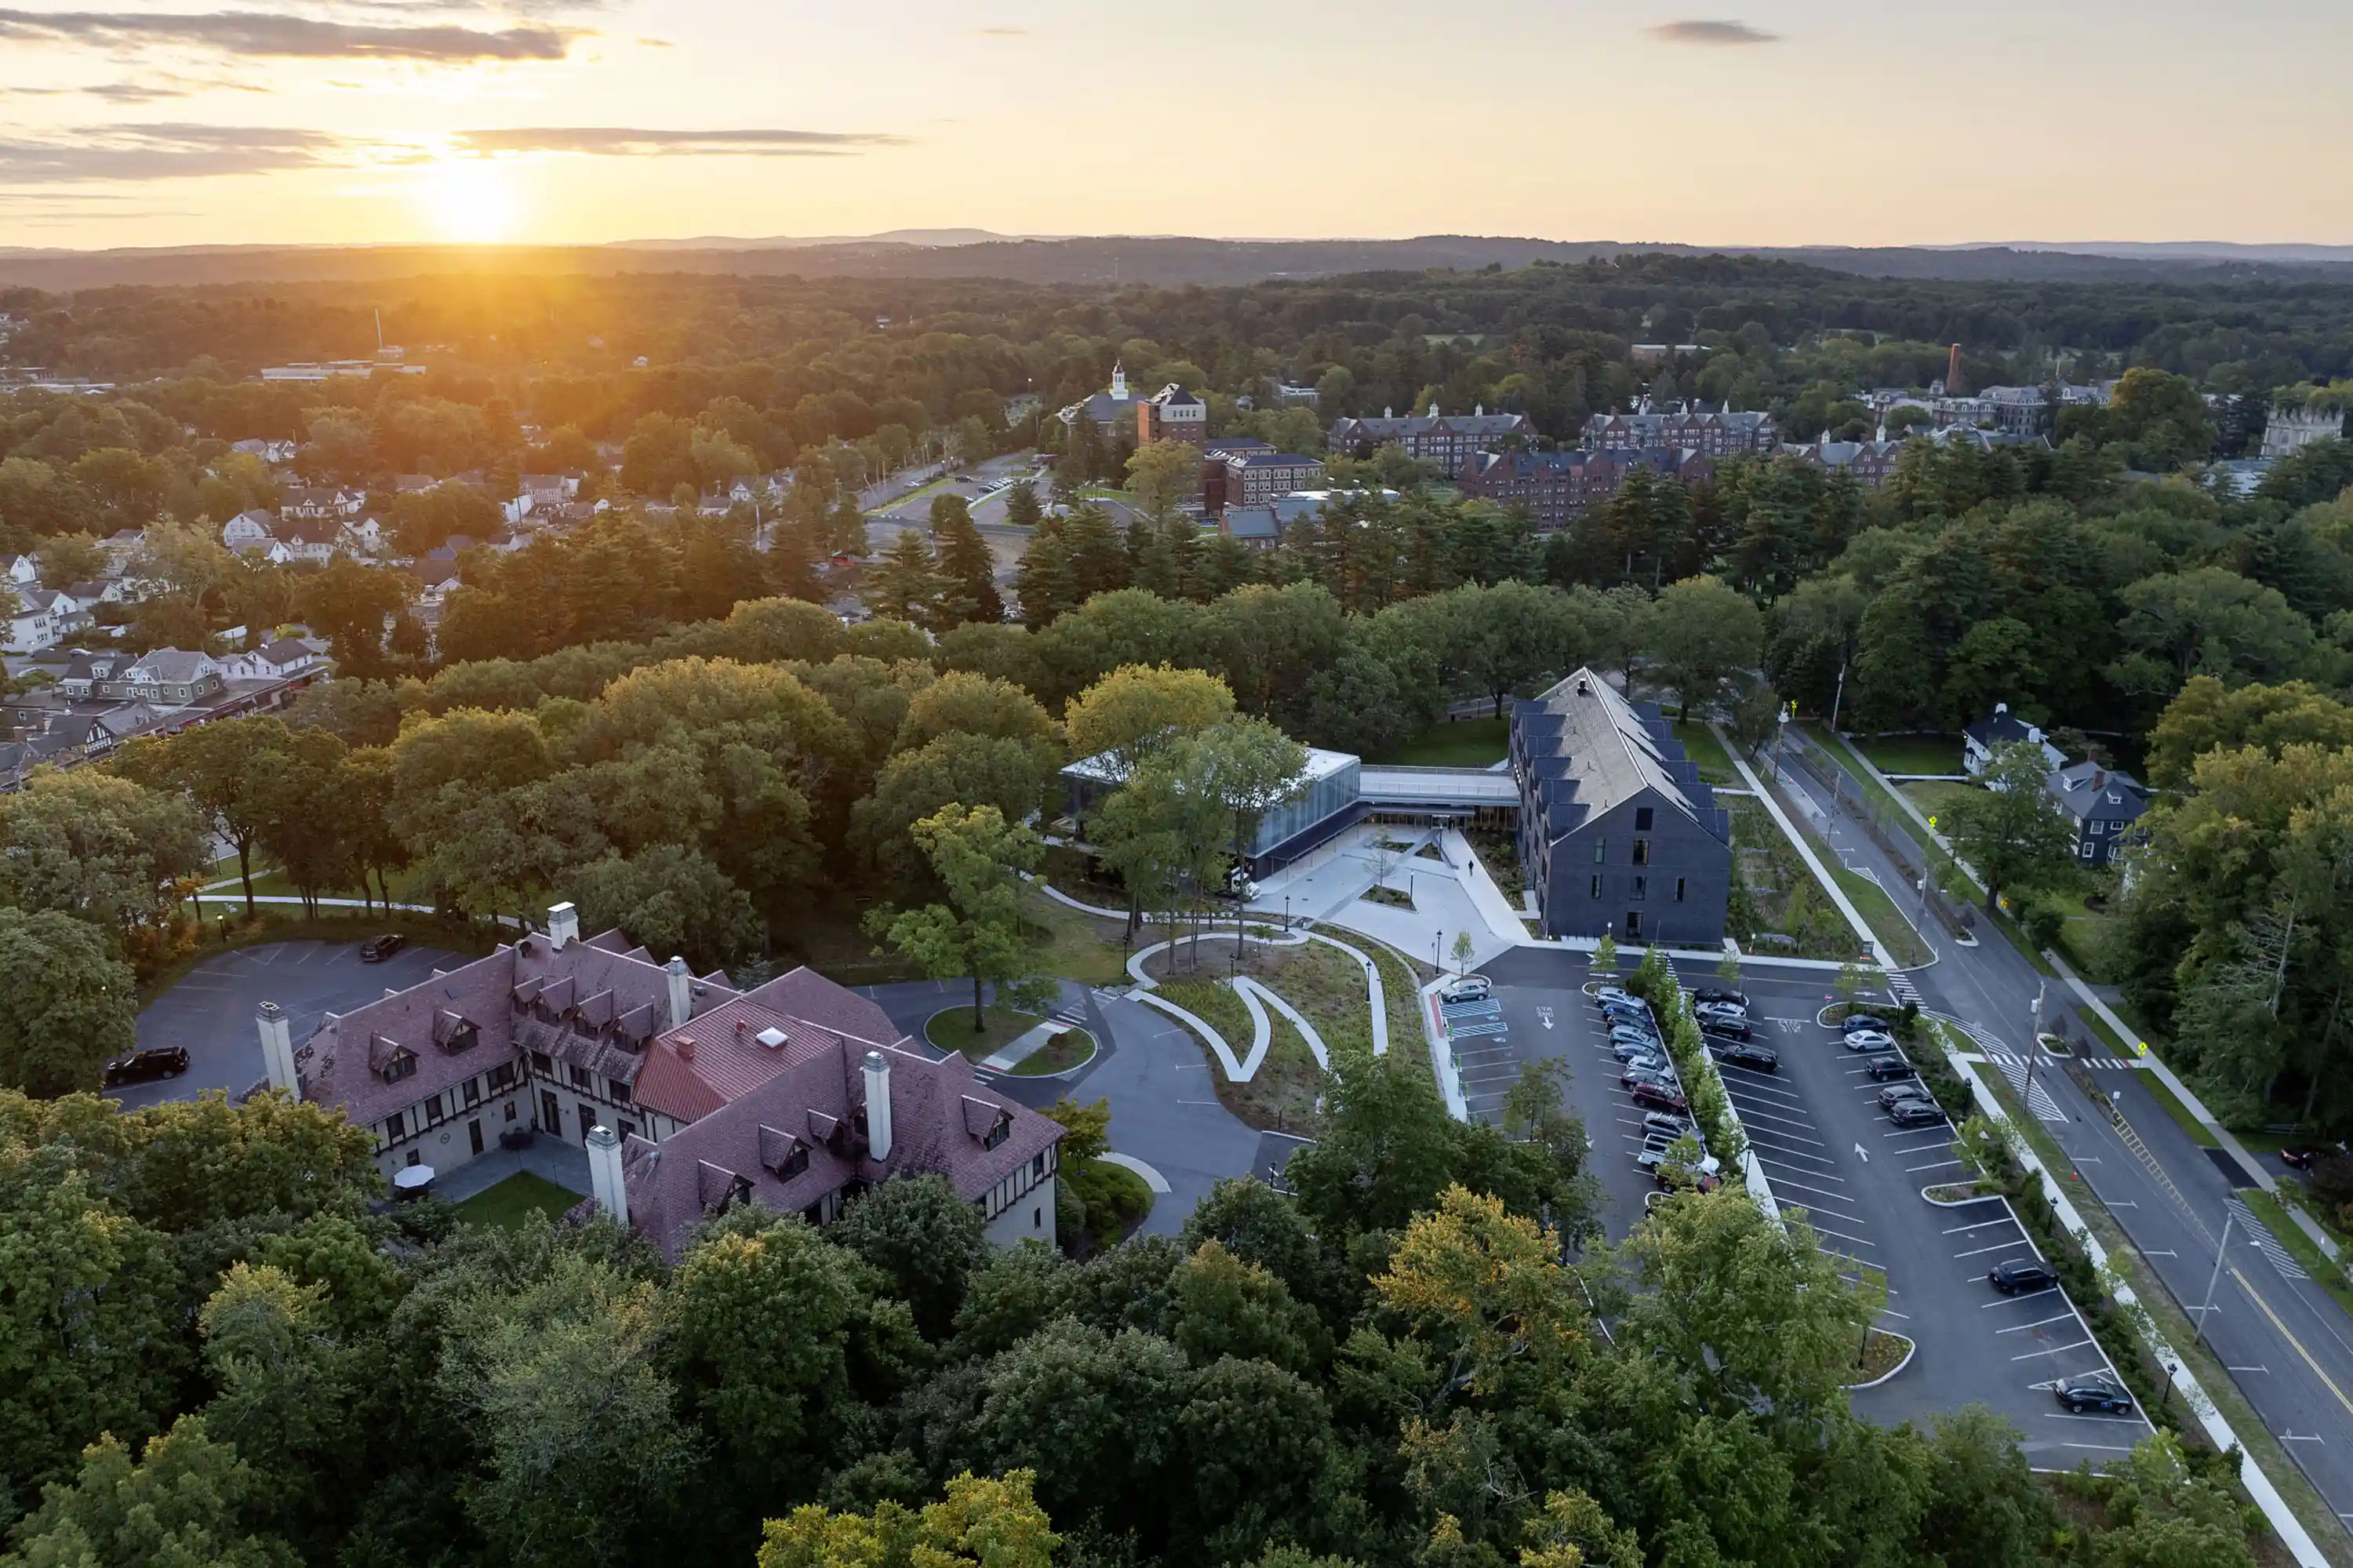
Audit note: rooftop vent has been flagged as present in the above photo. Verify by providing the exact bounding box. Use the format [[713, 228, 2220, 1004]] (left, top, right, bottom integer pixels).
[[756, 1027, 788, 1050]]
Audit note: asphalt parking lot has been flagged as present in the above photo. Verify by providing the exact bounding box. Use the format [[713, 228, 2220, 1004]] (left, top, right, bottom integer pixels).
[[121, 939, 466, 1109], [1473, 948, 2154, 1464]]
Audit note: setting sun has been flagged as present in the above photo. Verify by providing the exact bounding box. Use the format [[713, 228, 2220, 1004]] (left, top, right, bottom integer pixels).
[[417, 158, 520, 243]]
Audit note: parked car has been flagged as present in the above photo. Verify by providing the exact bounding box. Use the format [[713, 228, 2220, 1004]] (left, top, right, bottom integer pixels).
[[1600, 999, 1654, 1026], [1593, 986, 1638, 1008], [1988, 1259, 2059, 1294], [101, 1046, 190, 1087], [1642, 1111, 1697, 1140], [1865, 1056, 1919, 1082], [1712, 1040, 1780, 1072], [1699, 1017, 1754, 1042], [1609, 1024, 1661, 1050], [1692, 987, 1749, 1010], [1843, 1031, 1898, 1053], [2053, 1373, 2134, 1414], [1888, 1099, 1945, 1128], [1611, 1044, 1664, 1071], [359, 933, 407, 962], [1878, 1083, 1935, 1111], [1694, 1001, 1748, 1024], [1440, 976, 1493, 1006], [1629, 1079, 1689, 1113], [1620, 1064, 1676, 1090], [1841, 1013, 1893, 1035], [1637, 1146, 1723, 1192]]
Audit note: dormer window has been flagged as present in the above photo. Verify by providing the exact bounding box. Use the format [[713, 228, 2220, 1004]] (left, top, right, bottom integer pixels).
[[380, 1050, 416, 1084], [983, 1111, 1013, 1151]]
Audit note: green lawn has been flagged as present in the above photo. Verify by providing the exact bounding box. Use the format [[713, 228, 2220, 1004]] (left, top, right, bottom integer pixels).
[[925, 1005, 1046, 1060], [1009, 1026, 1096, 1076], [1900, 779, 1979, 824], [1671, 721, 1739, 785], [1853, 733, 1965, 777], [1367, 717, 1508, 767], [453, 1173, 580, 1230], [2137, 1071, 2218, 1147]]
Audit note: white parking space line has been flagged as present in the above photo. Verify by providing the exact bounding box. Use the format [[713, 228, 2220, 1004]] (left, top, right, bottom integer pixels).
[[1806, 1225, 1878, 1250], [1944, 1219, 2019, 1234], [1995, 1313, 2080, 1334], [1753, 1155, 1846, 1183], [2012, 1339, 2097, 1360], [2044, 1413, 2154, 1426], [1956, 1242, 2026, 1258], [1908, 1159, 1965, 1172], [1736, 1105, 1827, 1137], [1981, 1289, 2060, 1306]]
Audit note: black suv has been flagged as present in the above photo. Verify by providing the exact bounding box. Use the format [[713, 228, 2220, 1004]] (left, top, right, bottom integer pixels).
[[1712, 1039, 1779, 1072], [1988, 1259, 2059, 1294], [1699, 1016, 1755, 1042], [360, 933, 408, 962], [1865, 1056, 1918, 1082], [102, 1046, 190, 1086], [1692, 987, 1749, 1010], [1886, 1099, 1944, 1128], [2053, 1373, 2133, 1414]]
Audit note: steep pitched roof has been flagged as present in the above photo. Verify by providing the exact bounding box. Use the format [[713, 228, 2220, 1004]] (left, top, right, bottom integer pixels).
[[1514, 669, 1726, 846]]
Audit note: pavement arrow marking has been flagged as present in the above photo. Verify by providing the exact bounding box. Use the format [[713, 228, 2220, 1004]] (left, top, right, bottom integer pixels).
[[1854, 1144, 1870, 1163]]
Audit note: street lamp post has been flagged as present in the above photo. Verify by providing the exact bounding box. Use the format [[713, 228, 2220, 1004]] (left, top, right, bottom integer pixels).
[[2022, 979, 2047, 1109], [2195, 1207, 2238, 1345]]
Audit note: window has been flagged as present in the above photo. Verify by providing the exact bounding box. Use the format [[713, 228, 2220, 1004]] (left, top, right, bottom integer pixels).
[[1033, 1151, 1047, 1178], [1625, 911, 1644, 938], [1590, 874, 1604, 899], [1675, 877, 1687, 903], [383, 1111, 406, 1142], [1631, 838, 1650, 866], [1635, 806, 1654, 831], [620, 1119, 639, 1142], [1034, 1207, 1043, 1230], [567, 1063, 592, 1092], [983, 1112, 1013, 1151], [424, 1095, 445, 1125], [577, 1104, 598, 1142], [1631, 875, 1647, 901], [1591, 840, 1606, 864], [464, 1077, 482, 1106], [380, 1052, 416, 1084], [607, 1078, 632, 1104], [529, 1050, 552, 1076], [488, 1062, 516, 1092], [504, 1101, 518, 1122]]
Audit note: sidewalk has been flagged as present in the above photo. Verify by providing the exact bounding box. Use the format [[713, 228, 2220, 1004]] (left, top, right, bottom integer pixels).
[[1713, 722, 1886, 966]]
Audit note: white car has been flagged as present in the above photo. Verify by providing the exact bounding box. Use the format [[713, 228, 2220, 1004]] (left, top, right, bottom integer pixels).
[[1441, 976, 1493, 1006], [1843, 1030, 1899, 1053]]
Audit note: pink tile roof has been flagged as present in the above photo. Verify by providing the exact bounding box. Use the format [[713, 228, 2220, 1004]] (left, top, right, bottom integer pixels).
[[630, 968, 901, 1125]]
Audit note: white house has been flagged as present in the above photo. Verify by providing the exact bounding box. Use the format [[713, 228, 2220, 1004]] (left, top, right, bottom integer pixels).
[[1963, 703, 2066, 777], [220, 639, 329, 682], [3, 588, 82, 653], [222, 509, 276, 552]]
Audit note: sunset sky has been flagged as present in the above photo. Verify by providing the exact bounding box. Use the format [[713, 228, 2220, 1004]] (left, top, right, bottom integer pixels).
[[0, 0, 2348, 250]]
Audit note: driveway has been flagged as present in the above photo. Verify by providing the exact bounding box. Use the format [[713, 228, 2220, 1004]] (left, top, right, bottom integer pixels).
[[854, 978, 1268, 1235], [125, 939, 467, 1110]]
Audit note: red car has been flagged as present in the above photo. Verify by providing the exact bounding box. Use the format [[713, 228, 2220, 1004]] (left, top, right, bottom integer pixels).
[[1629, 1080, 1689, 1113]]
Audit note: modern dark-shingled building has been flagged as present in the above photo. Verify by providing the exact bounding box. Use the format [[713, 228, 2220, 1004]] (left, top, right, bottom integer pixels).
[[1512, 669, 1732, 946]]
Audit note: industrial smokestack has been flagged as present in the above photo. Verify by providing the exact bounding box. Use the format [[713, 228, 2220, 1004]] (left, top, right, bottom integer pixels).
[[1947, 344, 1962, 394]]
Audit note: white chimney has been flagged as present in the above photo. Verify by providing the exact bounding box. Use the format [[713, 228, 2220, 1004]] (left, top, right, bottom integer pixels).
[[862, 1050, 893, 1161], [547, 901, 580, 951], [664, 955, 692, 1029], [255, 1001, 299, 1097], [586, 1124, 628, 1224]]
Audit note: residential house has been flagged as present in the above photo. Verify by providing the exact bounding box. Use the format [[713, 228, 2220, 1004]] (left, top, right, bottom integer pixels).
[[1513, 669, 1732, 946], [267, 904, 1063, 1256], [274, 515, 343, 565], [222, 510, 276, 552], [1963, 703, 2066, 776], [281, 486, 365, 522], [4, 588, 84, 653], [230, 438, 297, 464], [2, 555, 38, 586], [1795, 433, 1907, 488], [1580, 403, 1778, 457], [218, 639, 329, 682], [110, 649, 226, 706], [340, 515, 387, 555], [520, 473, 581, 505], [2044, 762, 2150, 868], [100, 529, 146, 577], [1328, 404, 1529, 467]]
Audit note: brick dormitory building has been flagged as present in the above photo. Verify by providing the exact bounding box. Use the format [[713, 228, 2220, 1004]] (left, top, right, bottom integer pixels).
[[1457, 448, 1715, 530], [255, 902, 1064, 1258]]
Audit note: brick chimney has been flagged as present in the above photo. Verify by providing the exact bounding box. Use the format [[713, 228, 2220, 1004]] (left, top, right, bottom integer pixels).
[[255, 1001, 299, 1097], [586, 1124, 628, 1224], [664, 955, 692, 1029], [863, 1049, 893, 1161], [547, 901, 580, 951]]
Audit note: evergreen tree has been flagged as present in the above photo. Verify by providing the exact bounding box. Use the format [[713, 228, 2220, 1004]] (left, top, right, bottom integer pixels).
[[863, 529, 946, 628], [929, 494, 1003, 628]]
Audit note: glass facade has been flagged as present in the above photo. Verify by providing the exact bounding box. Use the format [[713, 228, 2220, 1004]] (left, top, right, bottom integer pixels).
[[1253, 755, 1362, 856]]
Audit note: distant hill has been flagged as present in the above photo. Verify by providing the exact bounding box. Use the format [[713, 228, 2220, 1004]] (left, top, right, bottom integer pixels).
[[3, 233, 2351, 293]]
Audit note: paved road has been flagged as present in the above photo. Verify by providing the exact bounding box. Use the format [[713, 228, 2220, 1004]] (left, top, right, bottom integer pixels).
[[125, 939, 466, 1109], [855, 977, 1268, 1236], [1475, 944, 2148, 1462], [1788, 735, 2353, 1518]]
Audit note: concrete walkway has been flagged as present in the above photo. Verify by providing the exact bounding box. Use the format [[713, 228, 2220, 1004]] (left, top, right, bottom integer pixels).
[[1235, 976, 1327, 1068]]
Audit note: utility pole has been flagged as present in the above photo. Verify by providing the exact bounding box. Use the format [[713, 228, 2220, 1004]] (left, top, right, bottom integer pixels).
[[2196, 1208, 2237, 1345], [1829, 661, 1848, 735], [2023, 979, 2047, 1107]]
